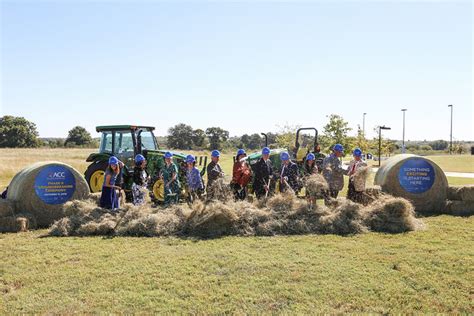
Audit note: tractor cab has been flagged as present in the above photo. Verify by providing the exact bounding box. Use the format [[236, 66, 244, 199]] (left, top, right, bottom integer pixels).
[[292, 127, 325, 171], [94, 125, 158, 169]]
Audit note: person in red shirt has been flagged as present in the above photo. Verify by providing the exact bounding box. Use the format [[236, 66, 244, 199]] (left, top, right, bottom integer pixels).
[[231, 149, 252, 200]]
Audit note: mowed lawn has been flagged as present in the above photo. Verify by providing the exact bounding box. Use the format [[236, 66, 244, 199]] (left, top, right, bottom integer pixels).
[[0, 148, 473, 313], [1, 215, 473, 314]]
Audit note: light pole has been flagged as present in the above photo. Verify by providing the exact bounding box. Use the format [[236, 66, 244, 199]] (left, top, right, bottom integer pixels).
[[401, 109, 407, 153], [378, 125, 391, 167], [448, 105, 453, 154], [363, 113, 367, 137]]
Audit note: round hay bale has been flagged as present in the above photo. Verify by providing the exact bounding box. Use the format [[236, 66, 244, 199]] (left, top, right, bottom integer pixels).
[[0, 216, 29, 233], [374, 154, 448, 213], [6, 161, 90, 227], [445, 200, 474, 216], [447, 185, 474, 202], [0, 199, 15, 217]]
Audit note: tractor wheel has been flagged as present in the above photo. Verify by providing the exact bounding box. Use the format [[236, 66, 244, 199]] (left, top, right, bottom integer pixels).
[[152, 178, 165, 202], [85, 161, 108, 193]]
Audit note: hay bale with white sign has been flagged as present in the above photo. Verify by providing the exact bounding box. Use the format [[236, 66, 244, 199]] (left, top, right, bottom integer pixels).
[[7, 161, 90, 227], [374, 154, 448, 213]]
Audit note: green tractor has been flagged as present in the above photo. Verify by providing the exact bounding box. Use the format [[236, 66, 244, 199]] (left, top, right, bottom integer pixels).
[[84, 125, 207, 203], [240, 127, 324, 195], [244, 127, 324, 173]]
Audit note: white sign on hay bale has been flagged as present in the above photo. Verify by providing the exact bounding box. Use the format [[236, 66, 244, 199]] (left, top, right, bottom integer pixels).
[[374, 154, 448, 213], [7, 161, 90, 227]]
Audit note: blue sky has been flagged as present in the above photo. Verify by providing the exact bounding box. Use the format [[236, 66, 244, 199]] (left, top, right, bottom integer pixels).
[[1, 0, 472, 141]]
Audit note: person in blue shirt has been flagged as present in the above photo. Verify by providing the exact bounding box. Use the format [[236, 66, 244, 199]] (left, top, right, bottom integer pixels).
[[185, 154, 204, 202], [99, 156, 124, 210]]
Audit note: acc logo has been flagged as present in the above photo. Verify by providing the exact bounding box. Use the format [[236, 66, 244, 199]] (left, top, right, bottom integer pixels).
[[48, 172, 66, 179]]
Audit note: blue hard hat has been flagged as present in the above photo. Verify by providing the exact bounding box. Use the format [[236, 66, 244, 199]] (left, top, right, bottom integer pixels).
[[186, 154, 196, 163], [333, 144, 344, 152], [280, 152, 290, 161], [164, 151, 173, 159], [353, 148, 362, 157], [262, 147, 271, 155], [306, 153, 316, 161], [108, 156, 119, 165], [135, 154, 145, 164], [236, 149, 246, 157], [211, 150, 220, 158]]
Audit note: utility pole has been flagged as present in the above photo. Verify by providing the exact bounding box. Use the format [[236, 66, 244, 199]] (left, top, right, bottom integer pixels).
[[448, 105, 453, 154], [401, 109, 407, 153], [363, 113, 367, 137]]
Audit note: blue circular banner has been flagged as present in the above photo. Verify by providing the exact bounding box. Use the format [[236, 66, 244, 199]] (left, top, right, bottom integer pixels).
[[398, 159, 435, 194], [34, 165, 76, 205]]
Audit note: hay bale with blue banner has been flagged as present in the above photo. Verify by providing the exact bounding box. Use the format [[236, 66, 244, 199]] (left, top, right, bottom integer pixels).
[[374, 154, 448, 213], [6, 161, 90, 227]]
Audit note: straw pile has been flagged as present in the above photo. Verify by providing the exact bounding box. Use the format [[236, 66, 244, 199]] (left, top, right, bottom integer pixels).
[[447, 185, 474, 202], [49, 190, 423, 237], [0, 216, 29, 233], [304, 174, 328, 198], [375, 154, 448, 213], [7, 162, 90, 227], [0, 199, 15, 217]]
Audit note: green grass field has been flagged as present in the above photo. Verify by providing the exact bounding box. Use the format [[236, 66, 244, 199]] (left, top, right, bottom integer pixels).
[[1, 149, 473, 313], [1, 215, 473, 314]]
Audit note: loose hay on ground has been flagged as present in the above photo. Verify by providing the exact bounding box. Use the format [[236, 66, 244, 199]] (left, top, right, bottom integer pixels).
[[0, 216, 29, 233], [447, 185, 474, 202], [364, 196, 424, 233], [48, 191, 423, 237]]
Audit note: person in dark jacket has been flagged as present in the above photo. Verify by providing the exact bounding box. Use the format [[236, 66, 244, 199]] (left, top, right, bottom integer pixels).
[[279, 152, 300, 193], [231, 149, 252, 200], [302, 153, 318, 178], [206, 150, 225, 199], [132, 154, 149, 206], [252, 147, 274, 199]]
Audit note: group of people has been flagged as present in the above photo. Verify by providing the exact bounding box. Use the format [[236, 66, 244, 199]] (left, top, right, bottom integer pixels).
[[99, 144, 368, 210]]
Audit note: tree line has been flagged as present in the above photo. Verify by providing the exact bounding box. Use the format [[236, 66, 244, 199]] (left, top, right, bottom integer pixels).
[[0, 115, 469, 155]]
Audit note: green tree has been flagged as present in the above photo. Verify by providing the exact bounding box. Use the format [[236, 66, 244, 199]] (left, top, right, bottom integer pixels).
[[429, 140, 449, 151], [0, 115, 39, 148], [167, 123, 194, 149], [275, 124, 300, 151], [248, 133, 264, 150], [191, 129, 206, 148], [205, 127, 229, 150], [321, 114, 352, 153], [353, 127, 369, 153], [65, 126, 93, 147]]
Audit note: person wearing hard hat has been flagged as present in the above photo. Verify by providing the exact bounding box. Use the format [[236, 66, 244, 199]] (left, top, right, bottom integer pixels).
[[185, 154, 204, 202], [279, 152, 300, 193], [132, 154, 150, 206], [206, 150, 225, 199], [302, 153, 318, 177], [313, 144, 326, 172], [322, 144, 346, 203], [100, 156, 124, 210], [253, 147, 274, 199], [231, 149, 252, 200], [346, 148, 368, 204], [161, 151, 180, 205]]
